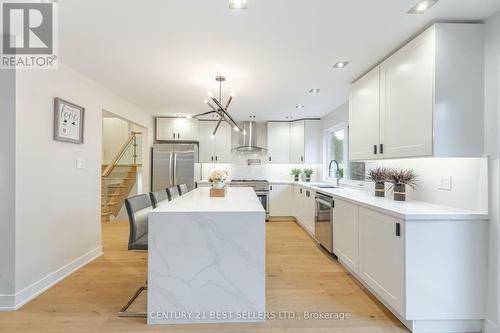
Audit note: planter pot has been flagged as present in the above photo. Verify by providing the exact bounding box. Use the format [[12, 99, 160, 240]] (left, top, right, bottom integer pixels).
[[305, 177, 311, 182], [294, 175, 299, 182], [211, 182, 225, 189], [375, 182, 385, 197], [393, 184, 406, 201]]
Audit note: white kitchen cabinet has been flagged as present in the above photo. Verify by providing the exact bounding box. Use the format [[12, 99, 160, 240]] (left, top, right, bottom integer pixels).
[[267, 122, 290, 163], [379, 28, 434, 158], [302, 187, 316, 235], [303, 120, 322, 164], [289, 121, 305, 163], [269, 184, 293, 217], [349, 23, 484, 160], [291, 185, 315, 236], [333, 199, 359, 273], [358, 207, 405, 315], [198, 121, 232, 163], [156, 117, 199, 141], [349, 66, 381, 160]]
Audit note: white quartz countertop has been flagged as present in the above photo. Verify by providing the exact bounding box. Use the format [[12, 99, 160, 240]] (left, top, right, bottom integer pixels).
[[294, 182, 488, 221], [153, 187, 265, 213]]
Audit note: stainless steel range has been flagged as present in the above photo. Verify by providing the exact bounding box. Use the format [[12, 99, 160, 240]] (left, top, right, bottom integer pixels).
[[230, 180, 270, 220]]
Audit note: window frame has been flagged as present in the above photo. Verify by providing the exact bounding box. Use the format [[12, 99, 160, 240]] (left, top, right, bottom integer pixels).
[[323, 122, 349, 181]]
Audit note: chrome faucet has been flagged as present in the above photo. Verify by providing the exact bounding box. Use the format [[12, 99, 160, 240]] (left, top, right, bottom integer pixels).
[[328, 159, 342, 187]]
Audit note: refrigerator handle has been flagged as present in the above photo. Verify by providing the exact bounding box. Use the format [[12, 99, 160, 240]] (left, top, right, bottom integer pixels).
[[173, 152, 177, 185], [169, 152, 174, 186]]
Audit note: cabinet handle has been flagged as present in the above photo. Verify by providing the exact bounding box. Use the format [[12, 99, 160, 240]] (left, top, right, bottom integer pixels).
[[380, 144, 384, 154], [299, 188, 302, 194], [396, 223, 401, 237], [215, 156, 218, 161], [173, 133, 176, 139], [373, 145, 378, 155], [211, 156, 213, 161], [269, 157, 272, 162], [301, 156, 304, 162], [270, 185, 273, 190], [177, 133, 180, 139]]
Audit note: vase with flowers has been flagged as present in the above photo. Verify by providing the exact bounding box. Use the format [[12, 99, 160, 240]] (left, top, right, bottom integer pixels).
[[367, 167, 390, 197], [291, 168, 301, 181], [303, 168, 314, 182], [209, 170, 228, 189], [387, 168, 418, 201]]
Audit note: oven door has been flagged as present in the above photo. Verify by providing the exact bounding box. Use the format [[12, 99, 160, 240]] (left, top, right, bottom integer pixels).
[[255, 191, 269, 221]]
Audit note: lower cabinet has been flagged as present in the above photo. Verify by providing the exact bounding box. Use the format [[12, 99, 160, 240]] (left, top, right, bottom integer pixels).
[[291, 185, 315, 236], [269, 184, 292, 216], [358, 207, 405, 316], [333, 199, 359, 273]]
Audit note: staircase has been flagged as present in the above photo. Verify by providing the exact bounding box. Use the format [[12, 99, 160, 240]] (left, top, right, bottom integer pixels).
[[101, 132, 142, 222]]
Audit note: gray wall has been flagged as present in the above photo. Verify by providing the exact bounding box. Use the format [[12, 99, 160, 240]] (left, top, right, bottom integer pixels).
[[484, 10, 500, 331], [0, 67, 16, 297]]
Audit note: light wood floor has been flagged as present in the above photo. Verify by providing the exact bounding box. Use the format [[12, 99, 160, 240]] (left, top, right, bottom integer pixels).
[[0, 220, 408, 333]]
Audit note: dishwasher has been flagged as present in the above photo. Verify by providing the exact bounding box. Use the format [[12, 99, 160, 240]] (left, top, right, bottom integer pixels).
[[314, 192, 334, 253]]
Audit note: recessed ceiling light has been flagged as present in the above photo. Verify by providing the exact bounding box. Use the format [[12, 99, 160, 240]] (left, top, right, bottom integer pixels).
[[407, 0, 438, 14], [333, 62, 349, 69], [296, 105, 304, 109], [308, 88, 321, 94], [229, 0, 247, 9]]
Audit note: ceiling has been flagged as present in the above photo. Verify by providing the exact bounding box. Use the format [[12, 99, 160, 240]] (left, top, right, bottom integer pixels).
[[59, 0, 500, 121]]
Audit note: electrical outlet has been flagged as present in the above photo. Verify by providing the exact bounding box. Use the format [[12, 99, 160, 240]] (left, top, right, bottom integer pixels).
[[438, 176, 452, 191]]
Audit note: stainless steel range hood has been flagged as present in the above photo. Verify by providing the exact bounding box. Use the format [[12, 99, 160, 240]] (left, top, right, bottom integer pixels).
[[233, 121, 267, 153]]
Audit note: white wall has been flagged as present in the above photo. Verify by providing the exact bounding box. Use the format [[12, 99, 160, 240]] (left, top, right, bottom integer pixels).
[[483, 10, 500, 333], [102, 117, 130, 164], [322, 102, 349, 130], [5, 62, 154, 309], [0, 67, 16, 301]]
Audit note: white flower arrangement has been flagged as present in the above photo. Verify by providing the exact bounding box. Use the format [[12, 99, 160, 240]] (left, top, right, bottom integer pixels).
[[209, 170, 228, 184]]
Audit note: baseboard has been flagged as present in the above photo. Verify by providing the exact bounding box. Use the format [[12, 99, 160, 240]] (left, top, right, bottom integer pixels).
[[483, 319, 498, 333], [0, 246, 102, 311]]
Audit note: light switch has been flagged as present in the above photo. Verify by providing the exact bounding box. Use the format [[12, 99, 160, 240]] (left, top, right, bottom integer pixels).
[[438, 176, 452, 191], [76, 158, 86, 169]]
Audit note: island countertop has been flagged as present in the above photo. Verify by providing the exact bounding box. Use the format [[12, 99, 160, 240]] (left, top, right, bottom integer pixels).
[[154, 187, 265, 213], [148, 186, 266, 325]]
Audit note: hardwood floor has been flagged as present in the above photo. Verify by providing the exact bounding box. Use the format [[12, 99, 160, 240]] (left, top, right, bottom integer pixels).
[[0, 220, 408, 333]]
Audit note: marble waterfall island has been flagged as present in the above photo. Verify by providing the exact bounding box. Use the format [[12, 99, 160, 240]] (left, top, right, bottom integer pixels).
[[148, 187, 266, 324]]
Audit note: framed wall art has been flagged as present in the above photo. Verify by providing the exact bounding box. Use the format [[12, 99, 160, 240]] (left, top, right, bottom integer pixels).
[[53, 98, 85, 144]]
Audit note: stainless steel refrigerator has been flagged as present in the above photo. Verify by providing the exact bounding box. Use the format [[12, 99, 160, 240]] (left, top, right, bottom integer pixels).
[[151, 143, 199, 192]]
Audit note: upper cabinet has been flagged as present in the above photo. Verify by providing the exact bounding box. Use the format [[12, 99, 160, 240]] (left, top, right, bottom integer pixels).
[[289, 121, 305, 163], [267, 122, 290, 163], [267, 120, 321, 164], [349, 23, 484, 160], [198, 121, 233, 163], [349, 66, 381, 160], [156, 117, 199, 141]]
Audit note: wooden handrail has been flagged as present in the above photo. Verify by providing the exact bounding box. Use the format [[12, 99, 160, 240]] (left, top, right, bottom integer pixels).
[[102, 133, 142, 177]]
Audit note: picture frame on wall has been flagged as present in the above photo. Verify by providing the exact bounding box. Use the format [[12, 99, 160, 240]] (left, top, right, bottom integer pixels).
[[53, 98, 85, 144]]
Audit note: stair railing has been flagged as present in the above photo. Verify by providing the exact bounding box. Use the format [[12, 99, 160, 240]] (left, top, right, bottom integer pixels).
[[102, 132, 142, 216]]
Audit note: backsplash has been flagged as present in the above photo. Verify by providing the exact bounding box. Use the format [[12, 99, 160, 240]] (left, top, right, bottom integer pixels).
[[361, 157, 488, 212], [200, 154, 322, 183]]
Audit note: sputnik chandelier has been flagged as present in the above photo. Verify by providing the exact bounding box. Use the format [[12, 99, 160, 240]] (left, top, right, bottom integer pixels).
[[193, 76, 245, 137]]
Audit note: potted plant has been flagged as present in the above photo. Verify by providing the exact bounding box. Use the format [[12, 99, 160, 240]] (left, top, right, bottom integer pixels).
[[209, 170, 228, 189], [291, 168, 301, 181], [367, 167, 390, 197], [303, 168, 314, 182], [387, 168, 418, 201]]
